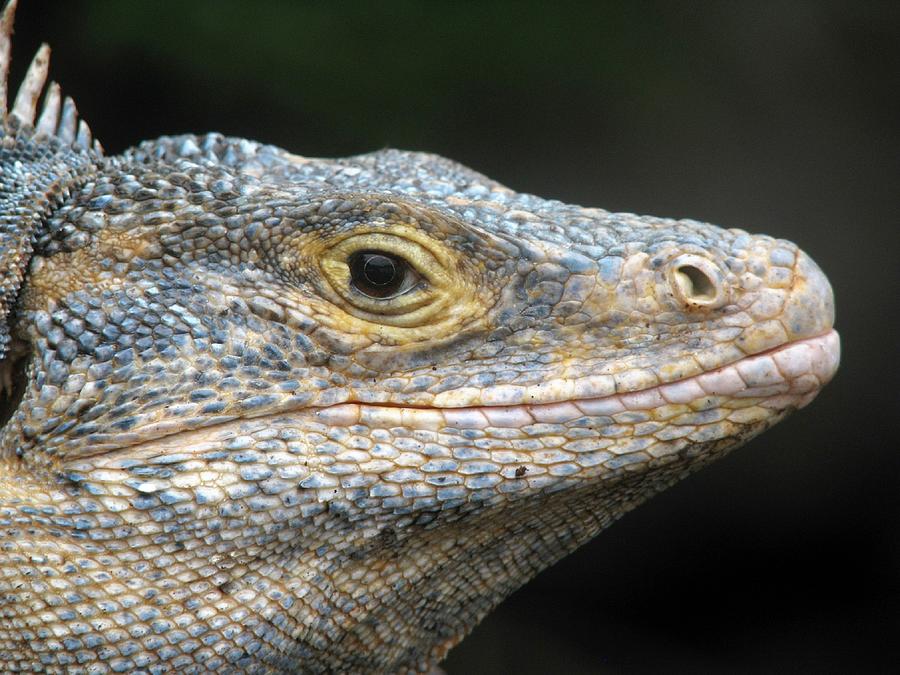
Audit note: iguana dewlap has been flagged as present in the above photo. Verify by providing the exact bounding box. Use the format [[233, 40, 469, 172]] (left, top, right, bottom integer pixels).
[[0, 1, 839, 672]]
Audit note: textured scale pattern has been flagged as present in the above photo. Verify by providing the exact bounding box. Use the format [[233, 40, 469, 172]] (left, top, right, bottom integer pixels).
[[0, 2, 839, 673]]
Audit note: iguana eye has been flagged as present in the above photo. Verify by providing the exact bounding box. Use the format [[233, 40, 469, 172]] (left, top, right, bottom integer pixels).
[[309, 220, 484, 332], [316, 231, 440, 321], [349, 250, 420, 299]]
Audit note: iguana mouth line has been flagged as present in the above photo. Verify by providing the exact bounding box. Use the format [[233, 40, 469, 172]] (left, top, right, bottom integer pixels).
[[312, 330, 840, 427], [103, 331, 839, 460]]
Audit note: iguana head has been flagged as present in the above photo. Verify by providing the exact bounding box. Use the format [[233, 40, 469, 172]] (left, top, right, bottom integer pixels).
[[0, 1, 838, 671]]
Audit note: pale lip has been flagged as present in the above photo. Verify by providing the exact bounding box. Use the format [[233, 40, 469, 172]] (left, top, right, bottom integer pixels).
[[313, 330, 841, 430]]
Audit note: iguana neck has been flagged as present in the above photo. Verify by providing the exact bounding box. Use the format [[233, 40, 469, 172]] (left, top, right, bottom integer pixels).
[[0, 428, 754, 671]]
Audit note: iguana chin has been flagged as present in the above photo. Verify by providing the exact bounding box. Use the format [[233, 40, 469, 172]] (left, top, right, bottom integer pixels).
[[0, 1, 838, 672]]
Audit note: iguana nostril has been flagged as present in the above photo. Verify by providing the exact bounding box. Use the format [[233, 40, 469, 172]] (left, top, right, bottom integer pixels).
[[668, 255, 725, 308], [675, 265, 716, 301]]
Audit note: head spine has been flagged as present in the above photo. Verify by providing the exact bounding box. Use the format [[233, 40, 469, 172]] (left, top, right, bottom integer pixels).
[[0, 0, 103, 360]]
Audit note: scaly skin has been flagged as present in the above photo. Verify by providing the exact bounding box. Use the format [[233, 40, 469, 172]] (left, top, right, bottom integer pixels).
[[0, 2, 839, 673]]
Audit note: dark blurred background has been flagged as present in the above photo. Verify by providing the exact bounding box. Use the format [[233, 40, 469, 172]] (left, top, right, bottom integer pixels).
[[10, 1, 899, 672]]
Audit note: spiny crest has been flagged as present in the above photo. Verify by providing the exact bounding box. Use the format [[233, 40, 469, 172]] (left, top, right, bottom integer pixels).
[[0, 0, 101, 152], [0, 0, 105, 364]]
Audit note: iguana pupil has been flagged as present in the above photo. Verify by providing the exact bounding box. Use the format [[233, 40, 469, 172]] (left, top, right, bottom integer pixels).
[[351, 250, 407, 297]]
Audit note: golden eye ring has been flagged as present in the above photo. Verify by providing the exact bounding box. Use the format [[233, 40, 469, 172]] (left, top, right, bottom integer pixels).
[[316, 230, 450, 323]]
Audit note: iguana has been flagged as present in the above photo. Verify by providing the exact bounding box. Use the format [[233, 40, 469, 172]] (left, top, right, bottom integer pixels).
[[0, 1, 839, 672]]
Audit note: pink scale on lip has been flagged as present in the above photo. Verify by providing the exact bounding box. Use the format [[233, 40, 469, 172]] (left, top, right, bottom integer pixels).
[[809, 334, 840, 378], [659, 379, 706, 405], [736, 355, 783, 387], [573, 397, 625, 416], [443, 408, 490, 429], [697, 368, 745, 397], [529, 402, 582, 424], [400, 408, 445, 431], [735, 383, 790, 399], [772, 343, 812, 378], [789, 374, 821, 394], [482, 406, 534, 428], [358, 406, 402, 428], [619, 388, 667, 410]]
